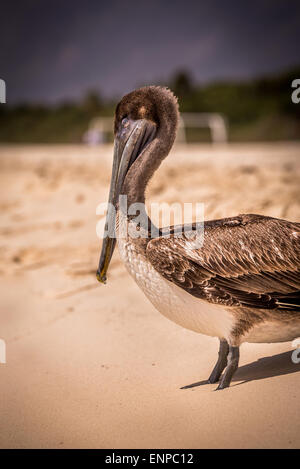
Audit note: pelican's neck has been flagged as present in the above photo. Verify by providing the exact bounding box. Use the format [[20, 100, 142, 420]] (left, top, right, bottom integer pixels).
[[122, 114, 178, 206], [121, 138, 160, 206], [117, 138, 168, 244], [119, 87, 179, 237]]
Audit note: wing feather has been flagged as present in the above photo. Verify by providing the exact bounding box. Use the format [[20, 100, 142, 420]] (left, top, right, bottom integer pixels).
[[147, 214, 300, 310]]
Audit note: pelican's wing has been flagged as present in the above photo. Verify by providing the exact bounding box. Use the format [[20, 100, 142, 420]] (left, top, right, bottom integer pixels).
[[146, 214, 300, 310]]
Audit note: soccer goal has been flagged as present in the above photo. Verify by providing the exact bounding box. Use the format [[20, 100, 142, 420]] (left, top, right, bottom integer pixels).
[[83, 113, 228, 145]]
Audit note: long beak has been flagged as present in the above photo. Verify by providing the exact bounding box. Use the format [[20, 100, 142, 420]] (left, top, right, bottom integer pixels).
[[96, 118, 156, 284]]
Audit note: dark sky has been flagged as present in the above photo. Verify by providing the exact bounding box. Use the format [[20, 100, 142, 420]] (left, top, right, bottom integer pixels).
[[1, 0, 300, 104]]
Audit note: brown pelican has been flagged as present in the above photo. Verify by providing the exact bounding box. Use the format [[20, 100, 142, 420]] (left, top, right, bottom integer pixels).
[[97, 86, 300, 390]]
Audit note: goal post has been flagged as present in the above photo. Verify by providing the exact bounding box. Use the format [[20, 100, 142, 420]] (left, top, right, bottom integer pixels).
[[83, 113, 228, 145], [179, 113, 228, 144]]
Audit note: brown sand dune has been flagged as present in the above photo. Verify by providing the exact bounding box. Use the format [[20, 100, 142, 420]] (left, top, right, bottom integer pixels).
[[0, 142, 299, 448]]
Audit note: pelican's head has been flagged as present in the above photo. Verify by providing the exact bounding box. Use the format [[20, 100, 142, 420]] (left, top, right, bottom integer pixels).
[[97, 86, 179, 284]]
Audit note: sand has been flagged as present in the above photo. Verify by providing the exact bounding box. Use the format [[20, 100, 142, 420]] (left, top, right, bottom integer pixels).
[[0, 142, 299, 448]]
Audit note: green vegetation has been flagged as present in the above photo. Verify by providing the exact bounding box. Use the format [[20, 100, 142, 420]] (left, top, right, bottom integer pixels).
[[0, 67, 299, 143]]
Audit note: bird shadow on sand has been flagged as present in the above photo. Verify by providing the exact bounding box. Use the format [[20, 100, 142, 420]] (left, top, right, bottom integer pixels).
[[181, 351, 300, 390]]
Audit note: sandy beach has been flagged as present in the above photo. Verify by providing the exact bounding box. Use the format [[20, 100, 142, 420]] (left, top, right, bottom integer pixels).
[[0, 142, 299, 448]]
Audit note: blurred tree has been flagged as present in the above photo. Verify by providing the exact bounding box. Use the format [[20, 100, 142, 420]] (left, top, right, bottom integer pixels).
[[171, 70, 194, 98], [1, 67, 299, 143], [81, 90, 103, 115]]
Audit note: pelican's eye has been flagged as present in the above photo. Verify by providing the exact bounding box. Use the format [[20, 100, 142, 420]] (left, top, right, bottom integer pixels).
[[121, 117, 129, 127]]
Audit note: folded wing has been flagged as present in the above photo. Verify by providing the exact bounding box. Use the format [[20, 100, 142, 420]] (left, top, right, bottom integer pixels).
[[146, 214, 300, 311]]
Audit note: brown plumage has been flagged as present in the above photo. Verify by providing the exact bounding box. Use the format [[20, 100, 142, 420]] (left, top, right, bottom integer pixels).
[[98, 85, 300, 390], [147, 214, 300, 310]]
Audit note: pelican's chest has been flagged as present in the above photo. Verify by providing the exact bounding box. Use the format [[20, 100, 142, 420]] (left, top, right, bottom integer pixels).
[[117, 235, 234, 339], [117, 235, 156, 292], [116, 212, 154, 292]]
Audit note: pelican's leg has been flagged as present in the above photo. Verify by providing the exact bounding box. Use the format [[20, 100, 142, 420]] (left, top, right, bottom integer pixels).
[[216, 345, 240, 390], [208, 339, 229, 384]]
